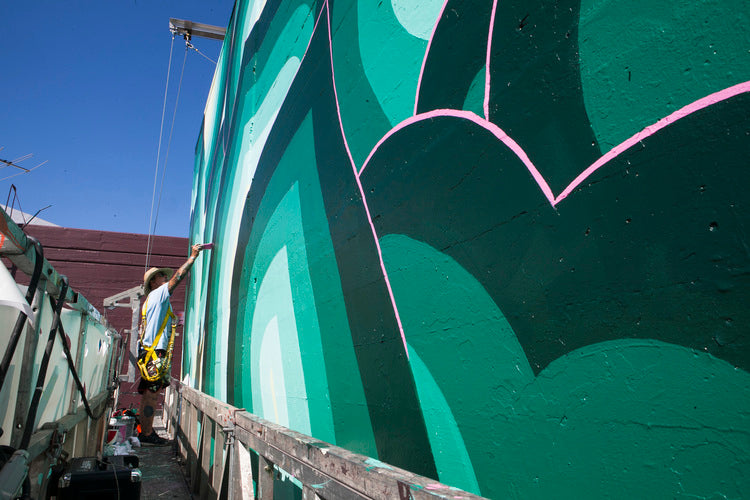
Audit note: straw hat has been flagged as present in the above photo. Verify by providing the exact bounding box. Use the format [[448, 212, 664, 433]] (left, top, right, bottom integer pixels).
[[143, 267, 173, 293]]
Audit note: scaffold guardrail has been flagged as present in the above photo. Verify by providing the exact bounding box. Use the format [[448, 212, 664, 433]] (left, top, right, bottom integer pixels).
[[164, 382, 487, 500]]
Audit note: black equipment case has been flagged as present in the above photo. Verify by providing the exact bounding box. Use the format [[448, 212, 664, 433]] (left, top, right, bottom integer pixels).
[[53, 455, 141, 499]]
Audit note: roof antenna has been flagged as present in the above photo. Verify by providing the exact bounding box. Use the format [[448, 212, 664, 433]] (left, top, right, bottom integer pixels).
[[0, 150, 48, 182]]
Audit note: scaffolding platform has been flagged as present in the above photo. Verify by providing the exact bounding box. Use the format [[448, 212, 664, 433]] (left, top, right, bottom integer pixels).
[[136, 413, 192, 500]]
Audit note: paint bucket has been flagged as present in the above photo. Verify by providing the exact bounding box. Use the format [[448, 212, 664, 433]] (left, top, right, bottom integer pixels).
[[107, 417, 135, 444], [120, 416, 135, 439]]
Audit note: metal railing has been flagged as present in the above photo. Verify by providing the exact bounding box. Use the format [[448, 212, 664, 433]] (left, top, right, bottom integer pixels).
[[164, 382, 487, 500]]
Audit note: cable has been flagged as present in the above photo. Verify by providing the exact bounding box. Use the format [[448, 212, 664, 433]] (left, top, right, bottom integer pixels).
[[0, 237, 43, 402], [151, 44, 189, 240], [186, 41, 217, 65], [19, 277, 114, 449], [146, 34, 215, 268], [145, 34, 176, 272], [19, 278, 68, 450], [50, 296, 110, 421]]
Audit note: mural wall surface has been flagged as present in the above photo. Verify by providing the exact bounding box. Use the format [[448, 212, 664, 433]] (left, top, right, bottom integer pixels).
[[186, 0, 750, 497]]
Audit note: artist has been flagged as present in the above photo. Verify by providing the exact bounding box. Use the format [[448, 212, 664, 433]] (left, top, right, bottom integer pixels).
[[137, 243, 206, 445]]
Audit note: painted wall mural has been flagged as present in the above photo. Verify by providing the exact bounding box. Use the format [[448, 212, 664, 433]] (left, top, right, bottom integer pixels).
[[185, 0, 750, 497]]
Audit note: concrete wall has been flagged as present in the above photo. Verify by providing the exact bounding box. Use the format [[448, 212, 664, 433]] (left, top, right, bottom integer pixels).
[[186, 0, 750, 497]]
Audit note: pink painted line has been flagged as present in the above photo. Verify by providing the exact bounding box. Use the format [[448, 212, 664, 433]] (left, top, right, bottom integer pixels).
[[484, 0, 499, 120], [325, 0, 410, 357], [414, 0, 450, 116], [360, 82, 750, 208], [325, 0, 747, 350], [359, 109, 556, 203], [554, 81, 750, 205], [325, 0, 356, 170]]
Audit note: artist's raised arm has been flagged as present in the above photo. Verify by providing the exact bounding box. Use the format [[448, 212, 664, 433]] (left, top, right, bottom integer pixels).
[[168, 243, 205, 294]]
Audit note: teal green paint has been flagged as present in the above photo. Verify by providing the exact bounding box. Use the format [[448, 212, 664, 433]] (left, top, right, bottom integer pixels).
[[380, 234, 532, 496], [363, 457, 394, 471], [247, 187, 323, 436], [204, 54, 302, 396], [358, 1, 433, 126], [406, 346, 481, 495], [579, 0, 750, 149], [223, 2, 312, 201], [330, 0, 393, 167], [381, 235, 750, 498], [462, 67, 485, 117], [189, 2, 750, 496], [293, 135, 380, 454], [184, 133, 207, 381], [390, 0, 444, 39], [227, 0, 249, 110], [253, 248, 298, 429], [202, 144, 227, 393], [235, 114, 375, 450], [203, 3, 313, 396], [488, 339, 750, 499], [201, 28, 230, 169]]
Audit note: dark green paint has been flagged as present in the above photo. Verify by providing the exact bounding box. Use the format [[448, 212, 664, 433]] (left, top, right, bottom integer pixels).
[[188, 0, 750, 497]]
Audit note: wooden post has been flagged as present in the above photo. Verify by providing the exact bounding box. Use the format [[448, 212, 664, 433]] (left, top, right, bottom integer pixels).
[[303, 485, 322, 500], [199, 413, 213, 498], [92, 406, 108, 456], [178, 392, 188, 461], [258, 454, 274, 500], [170, 387, 176, 436], [86, 408, 102, 457], [73, 418, 88, 457], [164, 386, 174, 438], [228, 439, 255, 500], [211, 420, 226, 498], [84, 416, 99, 457], [188, 404, 200, 486]]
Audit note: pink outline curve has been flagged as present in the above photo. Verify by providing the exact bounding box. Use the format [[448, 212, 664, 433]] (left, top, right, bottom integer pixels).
[[300, 2, 328, 64], [484, 0, 499, 120], [325, 0, 410, 356], [554, 80, 750, 204], [359, 108, 555, 202], [320, 0, 749, 354], [414, 0, 450, 116], [359, 81, 750, 208]]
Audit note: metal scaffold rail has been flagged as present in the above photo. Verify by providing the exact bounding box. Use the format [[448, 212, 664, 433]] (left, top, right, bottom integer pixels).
[[163, 383, 488, 500]]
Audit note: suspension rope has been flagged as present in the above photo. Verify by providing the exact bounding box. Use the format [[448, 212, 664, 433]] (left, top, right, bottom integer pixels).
[[145, 34, 176, 273], [146, 34, 217, 271], [152, 44, 189, 244], [186, 40, 217, 65]]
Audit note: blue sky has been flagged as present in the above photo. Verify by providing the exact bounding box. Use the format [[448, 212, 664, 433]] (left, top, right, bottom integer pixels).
[[0, 1, 235, 238]]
